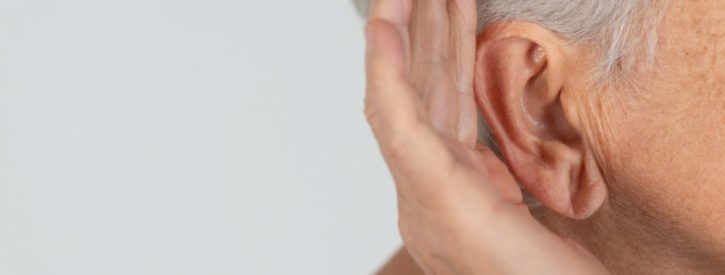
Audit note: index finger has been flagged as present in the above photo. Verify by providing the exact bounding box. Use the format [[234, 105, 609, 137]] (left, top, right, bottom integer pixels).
[[364, 19, 421, 148]]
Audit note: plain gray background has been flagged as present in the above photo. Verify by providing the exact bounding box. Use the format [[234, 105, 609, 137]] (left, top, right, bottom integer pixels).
[[0, 0, 399, 274]]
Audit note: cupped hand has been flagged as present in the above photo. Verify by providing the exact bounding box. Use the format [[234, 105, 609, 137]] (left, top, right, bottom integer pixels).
[[364, 0, 610, 274]]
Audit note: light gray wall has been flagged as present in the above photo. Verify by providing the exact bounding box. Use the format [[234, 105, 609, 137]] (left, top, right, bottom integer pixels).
[[0, 0, 398, 274]]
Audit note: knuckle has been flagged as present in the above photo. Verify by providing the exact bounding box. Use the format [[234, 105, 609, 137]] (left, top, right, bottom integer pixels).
[[363, 96, 376, 124], [382, 131, 411, 161], [362, 94, 386, 134]]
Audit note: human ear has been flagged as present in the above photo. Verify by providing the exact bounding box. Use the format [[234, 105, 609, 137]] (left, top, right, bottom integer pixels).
[[473, 22, 607, 219]]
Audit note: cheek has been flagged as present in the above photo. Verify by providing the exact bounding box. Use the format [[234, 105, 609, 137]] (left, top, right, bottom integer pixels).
[[597, 0, 725, 231], [590, 81, 725, 255], [580, 0, 725, 256]]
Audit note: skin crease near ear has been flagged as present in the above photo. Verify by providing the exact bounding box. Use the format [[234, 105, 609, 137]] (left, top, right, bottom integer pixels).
[[472, 22, 608, 219]]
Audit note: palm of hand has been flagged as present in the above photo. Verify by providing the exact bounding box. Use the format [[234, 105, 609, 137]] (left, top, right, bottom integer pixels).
[[364, 0, 610, 274]]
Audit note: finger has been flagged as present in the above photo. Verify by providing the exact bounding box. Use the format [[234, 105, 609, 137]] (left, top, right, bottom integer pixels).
[[365, 20, 458, 191], [447, 0, 479, 145], [409, 0, 459, 135], [368, 0, 412, 24], [364, 20, 422, 155], [410, 0, 450, 68], [368, 0, 413, 56], [456, 87, 478, 145]]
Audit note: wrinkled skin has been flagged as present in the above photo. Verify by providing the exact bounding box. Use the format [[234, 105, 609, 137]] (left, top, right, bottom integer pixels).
[[541, 1, 725, 274], [365, 0, 725, 275]]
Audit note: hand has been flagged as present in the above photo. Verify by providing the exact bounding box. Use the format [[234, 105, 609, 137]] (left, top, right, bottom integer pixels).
[[364, 0, 611, 274]]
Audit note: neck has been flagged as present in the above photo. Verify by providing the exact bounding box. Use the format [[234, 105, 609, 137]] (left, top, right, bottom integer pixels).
[[538, 198, 724, 275]]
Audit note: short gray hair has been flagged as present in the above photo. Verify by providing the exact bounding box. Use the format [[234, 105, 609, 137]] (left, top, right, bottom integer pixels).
[[476, 0, 668, 85], [354, 0, 667, 83], [353, 0, 668, 209]]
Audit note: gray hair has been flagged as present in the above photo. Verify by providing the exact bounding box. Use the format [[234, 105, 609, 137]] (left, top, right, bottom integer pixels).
[[353, 0, 668, 210], [353, 0, 667, 83]]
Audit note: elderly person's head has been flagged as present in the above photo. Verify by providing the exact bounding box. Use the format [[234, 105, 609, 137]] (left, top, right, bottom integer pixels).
[[357, 0, 724, 273]]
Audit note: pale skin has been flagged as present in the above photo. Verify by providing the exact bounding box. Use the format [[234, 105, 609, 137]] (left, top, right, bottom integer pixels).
[[364, 0, 725, 274]]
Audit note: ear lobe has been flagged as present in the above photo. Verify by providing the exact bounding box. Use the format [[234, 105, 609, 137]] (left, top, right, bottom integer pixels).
[[473, 23, 607, 219]]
